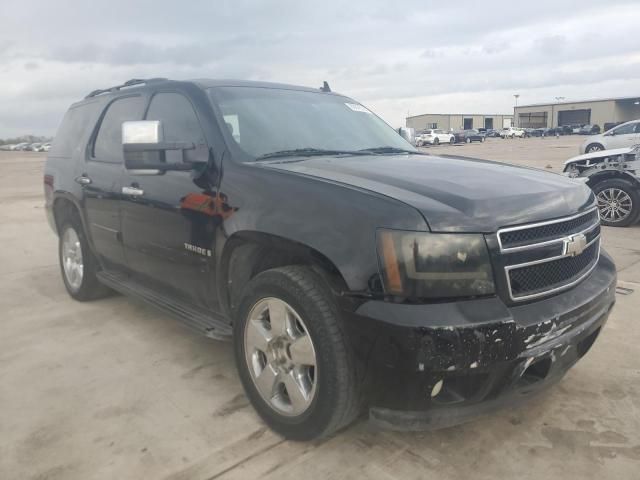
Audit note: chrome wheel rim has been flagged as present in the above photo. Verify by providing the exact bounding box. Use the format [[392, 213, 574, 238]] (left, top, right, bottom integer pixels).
[[597, 188, 633, 223], [244, 298, 317, 416], [62, 227, 83, 290], [587, 145, 602, 153]]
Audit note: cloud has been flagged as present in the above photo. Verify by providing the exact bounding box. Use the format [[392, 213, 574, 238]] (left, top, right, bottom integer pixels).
[[0, 0, 639, 136]]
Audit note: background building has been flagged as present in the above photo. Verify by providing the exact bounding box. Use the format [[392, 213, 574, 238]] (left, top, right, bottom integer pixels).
[[406, 113, 513, 131], [514, 96, 640, 129]]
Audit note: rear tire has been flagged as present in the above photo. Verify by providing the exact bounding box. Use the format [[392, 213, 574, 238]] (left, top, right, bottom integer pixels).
[[449, 138, 455, 145], [593, 178, 640, 227], [58, 218, 110, 301], [466, 137, 471, 144], [233, 266, 360, 440]]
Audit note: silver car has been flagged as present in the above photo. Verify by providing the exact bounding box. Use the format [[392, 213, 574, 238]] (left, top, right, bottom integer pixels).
[[580, 119, 640, 154]]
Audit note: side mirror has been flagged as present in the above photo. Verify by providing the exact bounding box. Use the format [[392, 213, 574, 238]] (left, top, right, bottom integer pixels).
[[122, 121, 208, 172]]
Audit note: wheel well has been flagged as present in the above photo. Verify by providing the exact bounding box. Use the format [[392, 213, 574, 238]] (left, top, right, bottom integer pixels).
[[52, 197, 81, 233], [219, 232, 349, 317], [587, 171, 640, 189]]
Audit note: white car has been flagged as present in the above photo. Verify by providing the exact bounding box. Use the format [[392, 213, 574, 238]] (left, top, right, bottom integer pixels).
[[564, 145, 640, 226], [499, 127, 525, 139], [580, 119, 640, 154], [416, 129, 454, 146]]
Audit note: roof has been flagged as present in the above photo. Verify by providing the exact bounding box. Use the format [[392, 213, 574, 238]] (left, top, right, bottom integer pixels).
[[80, 77, 341, 102], [517, 95, 640, 109]]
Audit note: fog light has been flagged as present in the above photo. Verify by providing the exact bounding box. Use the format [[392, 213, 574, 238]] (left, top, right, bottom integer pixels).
[[431, 379, 443, 398]]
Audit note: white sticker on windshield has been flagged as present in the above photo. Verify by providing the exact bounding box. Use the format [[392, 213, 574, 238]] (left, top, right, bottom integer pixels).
[[345, 103, 372, 114]]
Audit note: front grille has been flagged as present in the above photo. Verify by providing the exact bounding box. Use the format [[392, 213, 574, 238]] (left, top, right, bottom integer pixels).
[[497, 208, 601, 301], [508, 241, 599, 298], [499, 209, 599, 250]]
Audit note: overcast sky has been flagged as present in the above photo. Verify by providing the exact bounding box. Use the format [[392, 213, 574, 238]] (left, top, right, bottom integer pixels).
[[1, 0, 639, 137]]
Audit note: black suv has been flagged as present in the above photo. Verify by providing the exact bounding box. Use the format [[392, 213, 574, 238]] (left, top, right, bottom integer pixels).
[[45, 78, 616, 440]]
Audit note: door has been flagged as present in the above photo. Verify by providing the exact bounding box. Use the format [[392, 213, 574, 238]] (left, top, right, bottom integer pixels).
[[463, 118, 473, 130], [606, 122, 640, 149], [82, 95, 145, 271], [120, 92, 217, 306]]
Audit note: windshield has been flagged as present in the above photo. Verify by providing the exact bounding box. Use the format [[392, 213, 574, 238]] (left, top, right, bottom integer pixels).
[[208, 86, 415, 159]]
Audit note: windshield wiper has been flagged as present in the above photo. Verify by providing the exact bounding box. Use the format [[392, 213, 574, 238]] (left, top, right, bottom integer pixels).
[[256, 148, 370, 160], [357, 146, 422, 155]]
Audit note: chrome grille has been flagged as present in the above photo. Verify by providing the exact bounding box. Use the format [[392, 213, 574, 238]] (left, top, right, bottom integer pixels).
[[499, 209, 599, 250], [508, 241, 599, 297], [497, 207, 601, 302]]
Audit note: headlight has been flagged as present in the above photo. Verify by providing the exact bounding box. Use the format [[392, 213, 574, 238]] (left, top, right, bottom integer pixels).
[[376, 230, 495, 299]]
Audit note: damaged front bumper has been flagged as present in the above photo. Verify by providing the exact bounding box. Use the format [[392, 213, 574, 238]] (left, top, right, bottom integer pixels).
[[346, 250, 617, 431]]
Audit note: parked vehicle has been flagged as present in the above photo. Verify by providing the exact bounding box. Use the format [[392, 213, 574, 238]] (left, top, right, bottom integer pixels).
[[416, 128, 454, 146], [41, 143, 52, 152], [579, 125, 601, 135], [499, 127, 525, 138], [527, 128, 545, 137], [45, 78, 616, 440], [13, 142, 30, 150], [558, 125, 573, 135], [572, 125, 584, 134], [453, 129, 486, 143], [26, 143, 42, 151], [485, 129, 501, 137], [580, 119, 640, 153], [564, 145, 640, 226]]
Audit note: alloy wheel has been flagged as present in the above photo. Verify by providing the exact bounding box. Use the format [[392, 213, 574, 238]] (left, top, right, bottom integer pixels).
[[244, 297, 317, 416], [597, 188, 633, 223], [62, 227, 84, 290]]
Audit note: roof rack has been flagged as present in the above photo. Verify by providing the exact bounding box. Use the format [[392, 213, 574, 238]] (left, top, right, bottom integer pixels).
[[85, 78, 169, 99]]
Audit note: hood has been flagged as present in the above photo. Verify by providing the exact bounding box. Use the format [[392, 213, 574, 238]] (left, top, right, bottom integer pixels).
[[262, 154, 594, 232], [566, 146, 638, 165]]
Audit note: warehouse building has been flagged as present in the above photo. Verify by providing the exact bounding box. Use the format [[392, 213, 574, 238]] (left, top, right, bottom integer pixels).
[[514, 96, 640, 129], [406, 113, 514, 131]]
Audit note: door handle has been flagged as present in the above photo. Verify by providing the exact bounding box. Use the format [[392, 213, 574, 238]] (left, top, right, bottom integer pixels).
[[75, 175, 92, 185], [122, 186, 144, 196]]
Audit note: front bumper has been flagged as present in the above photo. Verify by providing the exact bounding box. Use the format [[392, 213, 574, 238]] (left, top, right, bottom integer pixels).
[[345, 251, 617, 431]]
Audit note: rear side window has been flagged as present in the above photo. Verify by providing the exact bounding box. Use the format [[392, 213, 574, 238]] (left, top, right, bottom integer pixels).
[[49, 102, 100, 158], [93, 96, 144, 163]]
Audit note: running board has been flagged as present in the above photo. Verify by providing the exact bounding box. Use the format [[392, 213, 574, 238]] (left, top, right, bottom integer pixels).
[[97, 271, 232, 340]]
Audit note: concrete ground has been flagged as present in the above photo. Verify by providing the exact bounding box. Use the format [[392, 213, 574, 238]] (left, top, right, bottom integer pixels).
[[1, 137, 639, 479]]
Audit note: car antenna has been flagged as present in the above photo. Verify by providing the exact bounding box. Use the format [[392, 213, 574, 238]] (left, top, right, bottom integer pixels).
[[320, 81, 331, 93]]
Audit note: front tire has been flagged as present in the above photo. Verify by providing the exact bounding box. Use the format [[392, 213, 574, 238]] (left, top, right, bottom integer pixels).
[[58, 219, 110, 301], [434, 138, 440, 145], [586, 143, 605, 153], [449, 137, 455, 144], [233, 266, 360, 440], [593, 178, 640, 227]]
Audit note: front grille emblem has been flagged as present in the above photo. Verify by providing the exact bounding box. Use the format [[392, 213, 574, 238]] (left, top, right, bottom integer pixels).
[[563, 233, 588, 257]]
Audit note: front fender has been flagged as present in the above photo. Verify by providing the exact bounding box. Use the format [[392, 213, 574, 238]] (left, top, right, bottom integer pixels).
[[217, 163, 427, 292]]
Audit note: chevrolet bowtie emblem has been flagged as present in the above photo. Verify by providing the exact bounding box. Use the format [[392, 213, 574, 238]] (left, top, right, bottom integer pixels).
[[563, 233, 587, 257]]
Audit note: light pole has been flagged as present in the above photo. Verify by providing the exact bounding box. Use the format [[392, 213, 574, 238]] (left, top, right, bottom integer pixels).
[[553, 97, 565, 127], [514, 94, 520, 127]]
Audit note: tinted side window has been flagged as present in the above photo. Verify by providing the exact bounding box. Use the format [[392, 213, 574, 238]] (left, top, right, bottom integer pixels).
[[49, 102, 101, 158], [145, 93, 205, 144], [93, 96, 144, 163]]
